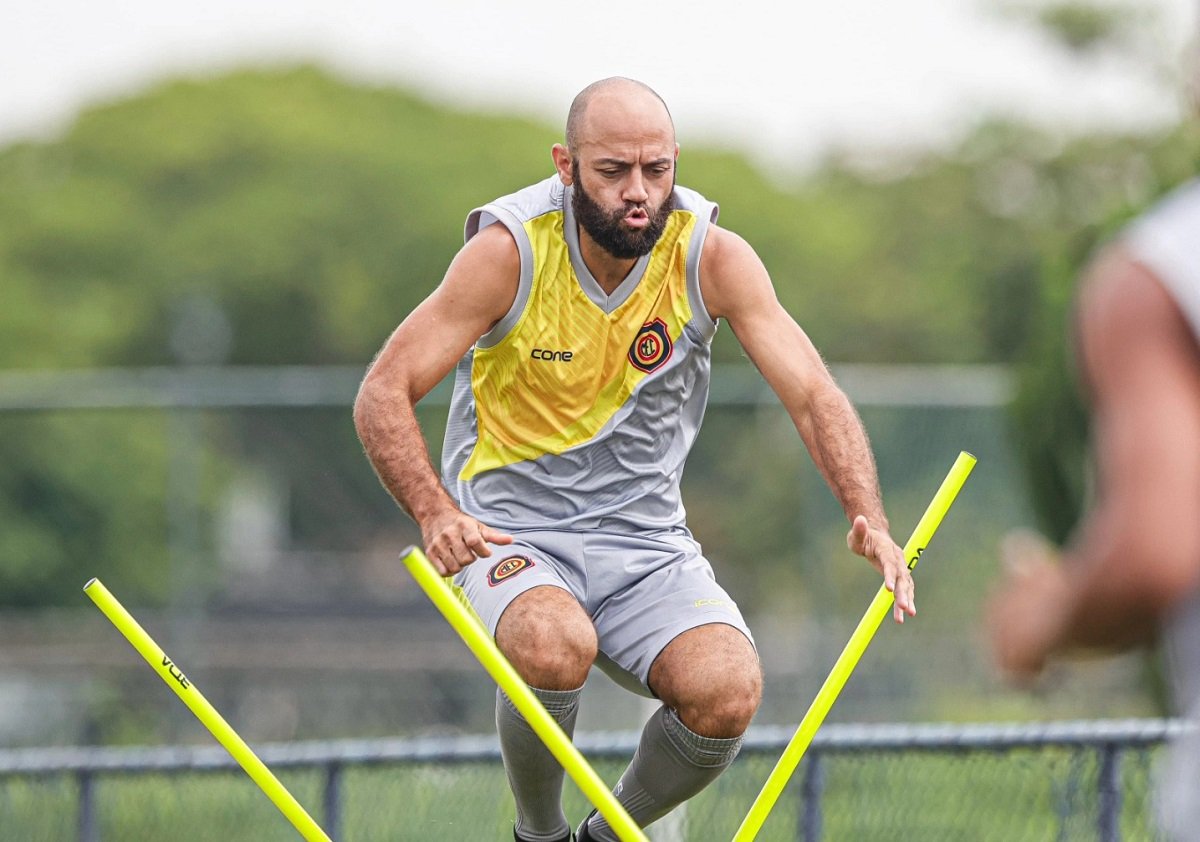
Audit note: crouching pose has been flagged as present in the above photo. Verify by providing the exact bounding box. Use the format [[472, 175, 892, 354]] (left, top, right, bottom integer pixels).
[[355, 77, 911, 841]]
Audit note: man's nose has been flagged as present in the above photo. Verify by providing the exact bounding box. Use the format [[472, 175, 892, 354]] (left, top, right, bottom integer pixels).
[[623, 171, 649, 204]]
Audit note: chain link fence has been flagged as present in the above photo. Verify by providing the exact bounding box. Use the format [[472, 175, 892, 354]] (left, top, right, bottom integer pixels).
[[0, 719, 1188, 841]]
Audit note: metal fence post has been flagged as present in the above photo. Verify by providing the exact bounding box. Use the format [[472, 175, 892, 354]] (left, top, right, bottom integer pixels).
[[801, 751, 824, 842], [324, 761, 342, 840], [165, 405, 204, 741], [78, 771, 98, 842], [1098, 743, 1122, 842], [1056, 747, 1085, 842]]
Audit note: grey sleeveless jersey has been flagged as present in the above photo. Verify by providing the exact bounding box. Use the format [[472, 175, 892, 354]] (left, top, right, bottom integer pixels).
[[440, 175, 720, 532]]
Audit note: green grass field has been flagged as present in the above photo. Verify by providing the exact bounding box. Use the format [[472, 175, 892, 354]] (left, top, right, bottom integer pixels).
[[0, 744, 1167, 841]]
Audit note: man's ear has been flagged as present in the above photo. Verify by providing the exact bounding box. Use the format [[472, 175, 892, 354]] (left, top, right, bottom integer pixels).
[[551, 144, 573, 185]]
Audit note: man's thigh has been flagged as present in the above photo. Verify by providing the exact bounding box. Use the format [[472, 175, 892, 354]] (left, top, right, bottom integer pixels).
[[587, 531, 755, 693], [452, 531, 586, 634], [453, 532, 597, 688], [648, 621, 762, 736]]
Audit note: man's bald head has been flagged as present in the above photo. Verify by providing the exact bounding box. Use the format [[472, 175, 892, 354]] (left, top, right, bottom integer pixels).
[[565, 78, 675, 153]]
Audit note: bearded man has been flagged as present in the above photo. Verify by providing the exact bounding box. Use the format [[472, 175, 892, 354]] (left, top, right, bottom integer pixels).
[[355, 77, 912, 842]]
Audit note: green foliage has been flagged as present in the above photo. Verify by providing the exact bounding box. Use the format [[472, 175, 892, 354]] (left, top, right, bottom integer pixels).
[[0, 413, 170, 606], [0, 65, 1197, 606], [1006, 124, 1200, 542], [684, 146, 1040, 364], [1032, 2, 1143, 53], [1008, 243, 1094, 545], [0, 68, 560, 605], [0, 67, 556, 369]]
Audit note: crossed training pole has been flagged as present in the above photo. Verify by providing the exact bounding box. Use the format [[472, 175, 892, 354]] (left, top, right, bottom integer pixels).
[[83, 578, 332, 841], [84, 450, 972, 842], [400, 546, 650, 842], [404, 450, 974, 842], [732, 450, 976, 841]]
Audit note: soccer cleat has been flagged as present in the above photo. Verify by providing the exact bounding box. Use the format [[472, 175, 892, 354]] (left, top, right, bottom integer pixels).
[[574, 810, 597, 842], [513, 828, 573, 842]]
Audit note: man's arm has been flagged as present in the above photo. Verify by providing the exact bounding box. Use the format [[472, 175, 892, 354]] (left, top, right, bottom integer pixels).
[[353, 223, 520, 575], [699, 225, 914, 622], [990, 248, 1200, 678]]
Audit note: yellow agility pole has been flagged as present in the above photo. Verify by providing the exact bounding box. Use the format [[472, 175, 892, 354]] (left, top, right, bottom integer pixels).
[[83, 578, 332, 842], [401, 547, 649, 842], [733, 451, 977, 842]]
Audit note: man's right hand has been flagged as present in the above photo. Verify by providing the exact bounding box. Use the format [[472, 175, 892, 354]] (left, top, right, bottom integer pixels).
[[986, 529, 1070, 684], [422, 508, 515, 575]]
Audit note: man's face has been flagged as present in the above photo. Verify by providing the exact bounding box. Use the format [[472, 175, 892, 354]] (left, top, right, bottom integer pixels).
[[571, 158, 675, 260], [557, 86, 679, 260]]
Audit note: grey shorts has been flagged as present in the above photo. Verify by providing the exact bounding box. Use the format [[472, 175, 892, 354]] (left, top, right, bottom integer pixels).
[[453, 527, 754, 696]]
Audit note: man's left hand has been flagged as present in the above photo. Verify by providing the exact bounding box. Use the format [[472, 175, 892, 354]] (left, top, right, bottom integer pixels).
[[848, 515, 914, 623]]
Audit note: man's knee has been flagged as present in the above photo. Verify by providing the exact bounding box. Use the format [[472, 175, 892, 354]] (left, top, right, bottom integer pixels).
[[703, 672, 762, 734], [496, 586, 597, 689], [650, 624, 762, 738], [680, 660, 762, 737]]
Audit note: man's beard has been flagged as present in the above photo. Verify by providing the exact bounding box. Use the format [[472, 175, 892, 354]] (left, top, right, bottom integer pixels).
[[571, 162, 675, 260]]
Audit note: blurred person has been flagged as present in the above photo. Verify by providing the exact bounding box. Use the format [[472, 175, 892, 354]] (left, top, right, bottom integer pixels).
[[987, 171, 1200, 838], [355, 77, 912, 842]]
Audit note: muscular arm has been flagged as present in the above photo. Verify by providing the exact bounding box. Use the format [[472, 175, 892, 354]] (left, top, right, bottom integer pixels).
[[991, 249, 1200, 676], [1065, 251, 1200, 642], [353, 223, 520, 574], [699, 225, 913, 620]]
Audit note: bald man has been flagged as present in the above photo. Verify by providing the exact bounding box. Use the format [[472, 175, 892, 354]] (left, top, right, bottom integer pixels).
[[355, 78, 912, 842]]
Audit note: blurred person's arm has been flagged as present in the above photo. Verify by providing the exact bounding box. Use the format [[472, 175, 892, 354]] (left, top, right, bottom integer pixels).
[[699, 224, 914, 623], [353, 224, 518, 575], [990, 248, 1200, 680]]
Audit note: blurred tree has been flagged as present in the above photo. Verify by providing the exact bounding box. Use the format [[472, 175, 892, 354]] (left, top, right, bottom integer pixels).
[[989, 0, 1200, 542], [0, 68, 558, 605], [992, 0, 1154, 57], [1007, 125, 1200, 543], [0, 66, 1195, 606], [1033, 2, 1142, 53]]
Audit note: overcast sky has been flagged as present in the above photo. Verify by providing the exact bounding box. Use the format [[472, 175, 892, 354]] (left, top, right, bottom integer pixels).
[[2, 1, 1196, 170]]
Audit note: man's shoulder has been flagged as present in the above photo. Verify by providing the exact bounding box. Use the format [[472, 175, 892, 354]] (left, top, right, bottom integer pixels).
[[672, 183, 719, 224], [1145, 178, 1200, 223], [1121, 177, 1200, 336], [698, 224, 756, 271], [486, 174, 567, 219], [1124, 178, 1200, 257], [466, 174, 565, 242]]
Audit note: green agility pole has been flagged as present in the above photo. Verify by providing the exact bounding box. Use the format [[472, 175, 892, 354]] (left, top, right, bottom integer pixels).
[[733, 451, 977, 841], [83, 578, 332, 842], [400, 547, 649, 842]]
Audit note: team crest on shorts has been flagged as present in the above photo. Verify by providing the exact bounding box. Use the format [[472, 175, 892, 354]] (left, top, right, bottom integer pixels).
[[628, 318, 672, 373], [487, 555, 535, 587]]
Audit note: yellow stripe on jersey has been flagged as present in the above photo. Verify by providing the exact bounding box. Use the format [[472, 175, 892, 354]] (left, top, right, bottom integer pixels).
[[460, 208, 699, 481]]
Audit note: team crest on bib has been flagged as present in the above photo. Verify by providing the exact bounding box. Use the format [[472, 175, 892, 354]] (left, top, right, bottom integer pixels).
[[628, 318, 672, 373], [487, 555, 535, 587]]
